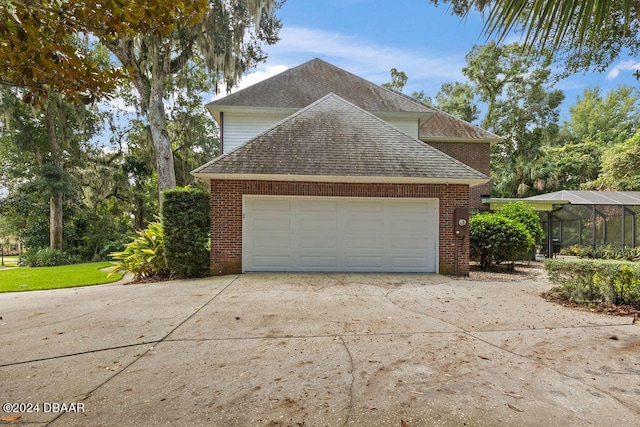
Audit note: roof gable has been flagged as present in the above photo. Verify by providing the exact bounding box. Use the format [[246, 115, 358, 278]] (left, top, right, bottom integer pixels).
[[207, 58, 433, 114], [194, 93, 488, 185]]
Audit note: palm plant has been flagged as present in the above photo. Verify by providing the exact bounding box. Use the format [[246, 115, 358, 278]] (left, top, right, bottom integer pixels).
[[472, 0, 637, 52]]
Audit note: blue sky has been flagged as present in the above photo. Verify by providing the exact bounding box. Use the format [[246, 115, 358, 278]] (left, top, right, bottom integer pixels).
[[222, 0, 640, 120]]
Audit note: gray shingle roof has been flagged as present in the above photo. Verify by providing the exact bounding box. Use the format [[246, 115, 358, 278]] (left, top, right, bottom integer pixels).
[[193, 93, 488, 184], [420, 110, 501, 142], [207, 58, 432, 114]]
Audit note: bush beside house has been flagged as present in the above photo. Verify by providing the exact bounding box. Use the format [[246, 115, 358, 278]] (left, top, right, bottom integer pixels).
[[110, 186, 210, 281], [469, 212, 534, 270], [162, 187, 210, 279]]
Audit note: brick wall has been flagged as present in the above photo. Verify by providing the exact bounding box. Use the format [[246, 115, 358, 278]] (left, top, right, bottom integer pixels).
[[425, 141, 490, 209], [209, 180, 470, 276]]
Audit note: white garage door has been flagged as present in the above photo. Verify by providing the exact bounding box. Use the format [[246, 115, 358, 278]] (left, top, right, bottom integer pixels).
[[243, 196, 438, 272]]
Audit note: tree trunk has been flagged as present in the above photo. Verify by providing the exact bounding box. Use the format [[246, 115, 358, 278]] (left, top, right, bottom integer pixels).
[[148, 72, 176, 197], [45, 97, 64, 251], [49, 193, 63, 251]]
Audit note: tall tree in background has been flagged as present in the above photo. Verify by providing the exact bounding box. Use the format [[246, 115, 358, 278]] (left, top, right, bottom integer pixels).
[[562, 86, 640, 147], [0, 88, 102, 251], [596, 131, 640, 190], [467, 44, 564, 197], [549, 86, 640, 189], [430, 82, 480, 123], [381, 68, 409, 92], [107, 0, 281, 195]]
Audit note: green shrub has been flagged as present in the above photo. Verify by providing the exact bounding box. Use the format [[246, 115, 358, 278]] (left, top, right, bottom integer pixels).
[[110, 221, 170, 280], [497, 201, 545, 244], [19, 247, 79, 267], [161, 187, 210, 279], [470, 212, 535, 270], [544, 258, 640, 308]]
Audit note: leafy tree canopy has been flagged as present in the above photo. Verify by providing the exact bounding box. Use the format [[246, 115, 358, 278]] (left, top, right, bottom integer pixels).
[[0, 0, 208, 103], [594, 130, 640, 190]]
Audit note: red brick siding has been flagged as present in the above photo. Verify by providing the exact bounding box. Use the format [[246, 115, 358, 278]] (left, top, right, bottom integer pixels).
[[209, 180, 470, 276], [425, 141, 490, 209]]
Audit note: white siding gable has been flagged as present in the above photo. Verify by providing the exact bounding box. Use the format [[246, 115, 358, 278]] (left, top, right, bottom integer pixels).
[[221, 111, 421, 154], [222, 111, 291, 153], [376, 114, 420, 139]]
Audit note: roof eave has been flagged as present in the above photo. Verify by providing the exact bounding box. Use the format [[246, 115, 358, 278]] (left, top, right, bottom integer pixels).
[[192, 172, 489, 188], [420, 137, 502, 145]]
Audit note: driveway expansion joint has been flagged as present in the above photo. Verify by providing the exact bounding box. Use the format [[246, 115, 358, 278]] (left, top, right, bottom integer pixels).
[[338, 336, 355, 427], [46, 275, 240, 426]]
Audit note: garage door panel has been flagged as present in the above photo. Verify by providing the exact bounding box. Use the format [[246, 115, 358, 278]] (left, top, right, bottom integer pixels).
[[243, 196, 438, 272], [345, 200, 384, 213], [346, 236, 385, 249], [300, 218, 338, 232], [299, 236, 337, 249], [252, 217, 291, 231], [389, 256, 432, 269], [249, 255, 291, 269], [252, 235, 291, 249], [345, 219, 384, 232], [252, 198, 292, 211], [299, 256, 338, 269], [392, 203, 433, 214], [391, 237, 431, 250], [391, 220, 433, 233], [300, 200, 338, 212], [345, 256, 385, 268]]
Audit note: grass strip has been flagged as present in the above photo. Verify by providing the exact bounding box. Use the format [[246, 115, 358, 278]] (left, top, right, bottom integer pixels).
[[0, 262, 122, 293]]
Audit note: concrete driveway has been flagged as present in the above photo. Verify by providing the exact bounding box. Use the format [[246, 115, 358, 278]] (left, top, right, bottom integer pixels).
[[0, 270, 638, 426]]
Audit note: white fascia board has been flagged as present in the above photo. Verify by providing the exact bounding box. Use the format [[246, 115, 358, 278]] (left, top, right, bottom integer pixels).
[[420, 137, 502, 145], [192, 173, 489, 188]]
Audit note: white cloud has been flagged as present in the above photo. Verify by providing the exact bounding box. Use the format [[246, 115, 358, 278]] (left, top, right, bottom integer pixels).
[[607, 60, 640, 80], [267, 27, 466, 86]]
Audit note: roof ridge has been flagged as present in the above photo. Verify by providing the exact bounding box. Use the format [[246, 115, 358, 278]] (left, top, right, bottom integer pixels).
[[207, 58, 433, 114]]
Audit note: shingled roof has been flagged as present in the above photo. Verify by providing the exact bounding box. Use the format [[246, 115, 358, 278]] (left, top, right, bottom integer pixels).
[[420, 110, 501, 142], [209, 57, 499, 143], [207, 58, 433, 115], [193, 93, 488, 186]]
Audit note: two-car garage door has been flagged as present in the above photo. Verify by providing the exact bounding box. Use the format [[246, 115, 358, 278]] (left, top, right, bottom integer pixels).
[[243, 196, 438, 272]]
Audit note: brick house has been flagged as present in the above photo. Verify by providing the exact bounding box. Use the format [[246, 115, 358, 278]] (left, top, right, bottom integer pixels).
[[193, 59, 498, 275]]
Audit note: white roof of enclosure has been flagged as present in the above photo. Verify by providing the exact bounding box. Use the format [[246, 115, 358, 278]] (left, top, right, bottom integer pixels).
[[527, 190, 640, 206]]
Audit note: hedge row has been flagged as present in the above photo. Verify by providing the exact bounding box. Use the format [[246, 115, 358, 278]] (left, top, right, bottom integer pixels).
[[544, 258, 640, 308], [564, 245, 640, 262], [162, 187, 210, 279]]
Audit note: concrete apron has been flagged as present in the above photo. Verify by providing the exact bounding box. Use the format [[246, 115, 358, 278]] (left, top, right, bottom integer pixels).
[[0, 272, 638, 426]]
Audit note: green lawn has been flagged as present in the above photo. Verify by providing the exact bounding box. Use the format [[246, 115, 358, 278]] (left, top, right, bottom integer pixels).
[[1, 256, 18, 267], [0, 262, 123, 293]]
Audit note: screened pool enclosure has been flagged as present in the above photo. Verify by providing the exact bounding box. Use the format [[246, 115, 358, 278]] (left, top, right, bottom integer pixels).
[[487, 191, 640, 256]]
